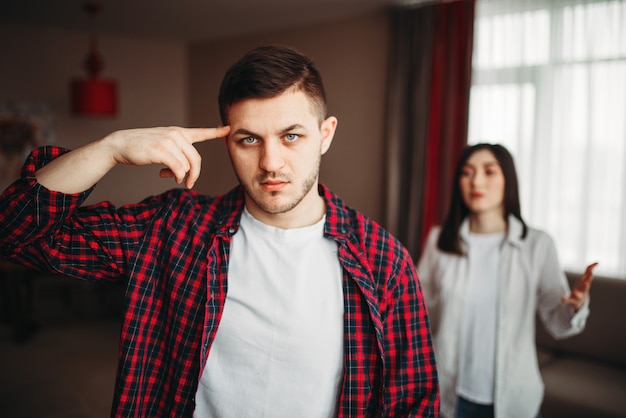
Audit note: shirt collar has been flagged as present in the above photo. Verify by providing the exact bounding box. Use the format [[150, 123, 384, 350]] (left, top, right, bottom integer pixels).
[[212, 186, 245, 235], [212, 184, 352, 240], [320, 184, 354, 240]]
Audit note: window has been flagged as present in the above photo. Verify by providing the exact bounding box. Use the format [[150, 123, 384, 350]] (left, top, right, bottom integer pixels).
[[469, 0, 626, 278]]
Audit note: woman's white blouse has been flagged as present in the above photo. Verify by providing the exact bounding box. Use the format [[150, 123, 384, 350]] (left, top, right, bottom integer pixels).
[[417, 215, 589, 418]]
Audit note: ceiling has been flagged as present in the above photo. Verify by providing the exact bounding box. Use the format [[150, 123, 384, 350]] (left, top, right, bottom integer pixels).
[[0, 0, 423, 42]]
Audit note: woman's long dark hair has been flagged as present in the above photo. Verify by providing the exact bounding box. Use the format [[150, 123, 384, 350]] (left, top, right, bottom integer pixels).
[[438, 143, 527, 254]]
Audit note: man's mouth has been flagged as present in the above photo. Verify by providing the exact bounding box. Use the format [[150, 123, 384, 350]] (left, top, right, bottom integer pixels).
[[260, 180, 288, 192]]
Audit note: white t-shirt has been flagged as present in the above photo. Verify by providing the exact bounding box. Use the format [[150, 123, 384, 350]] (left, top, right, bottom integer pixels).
[[457, 232, 504, 404], [194, 208, 344, 417]]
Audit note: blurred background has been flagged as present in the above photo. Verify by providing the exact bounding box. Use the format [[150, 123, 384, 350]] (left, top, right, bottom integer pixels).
[[1, 0, 625, 416]]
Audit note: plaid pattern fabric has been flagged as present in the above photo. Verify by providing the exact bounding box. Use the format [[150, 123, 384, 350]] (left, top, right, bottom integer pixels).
[[0, 146, 439, 417]]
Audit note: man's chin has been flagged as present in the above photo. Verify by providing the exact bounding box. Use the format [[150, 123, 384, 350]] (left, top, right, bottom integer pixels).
[[258, 200, 298, 215], [245, 191, 297, 215]]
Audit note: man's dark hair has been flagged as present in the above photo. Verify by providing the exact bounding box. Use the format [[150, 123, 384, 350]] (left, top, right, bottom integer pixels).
[[218, 45, 327, 125], [438, 143, 528, 254]]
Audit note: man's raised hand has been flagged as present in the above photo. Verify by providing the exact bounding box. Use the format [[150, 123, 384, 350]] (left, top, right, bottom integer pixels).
[[36, 125, 231, 194], [111, 126, 231, 188]]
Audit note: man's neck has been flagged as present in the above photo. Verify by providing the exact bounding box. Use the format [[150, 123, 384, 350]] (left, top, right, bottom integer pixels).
[[245, 195, 326, 230]]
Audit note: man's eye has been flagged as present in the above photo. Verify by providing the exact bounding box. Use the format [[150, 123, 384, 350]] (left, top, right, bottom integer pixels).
[[284, 133, 299, 142], [241, 137, 258, 145]]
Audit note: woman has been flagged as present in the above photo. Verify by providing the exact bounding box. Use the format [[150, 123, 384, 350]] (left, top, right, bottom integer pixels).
[[417, 143, 596, 418]]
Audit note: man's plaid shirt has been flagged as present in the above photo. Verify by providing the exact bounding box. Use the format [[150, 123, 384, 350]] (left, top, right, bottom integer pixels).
[[0, 146, 439, 417]]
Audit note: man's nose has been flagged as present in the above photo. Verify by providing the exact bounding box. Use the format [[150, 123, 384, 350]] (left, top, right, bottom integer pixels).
[[259, 140, 285, 172]]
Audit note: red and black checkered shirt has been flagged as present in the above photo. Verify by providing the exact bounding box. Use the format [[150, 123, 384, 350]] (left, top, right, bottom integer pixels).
[[0, 146, 439, 417]]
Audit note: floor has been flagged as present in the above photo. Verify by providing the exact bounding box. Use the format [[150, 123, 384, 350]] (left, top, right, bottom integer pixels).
[[0, 318, 121, 418], [0, 272, 123, 418]]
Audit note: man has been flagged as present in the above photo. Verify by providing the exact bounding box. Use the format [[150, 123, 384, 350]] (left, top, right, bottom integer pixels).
[[0, 45, 439, 417]]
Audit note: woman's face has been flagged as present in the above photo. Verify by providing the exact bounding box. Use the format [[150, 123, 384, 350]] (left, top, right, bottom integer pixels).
[[459, 149, 506, 218]]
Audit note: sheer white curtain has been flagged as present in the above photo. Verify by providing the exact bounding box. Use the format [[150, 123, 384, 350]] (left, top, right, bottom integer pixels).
[[469, 0, 626, 278]]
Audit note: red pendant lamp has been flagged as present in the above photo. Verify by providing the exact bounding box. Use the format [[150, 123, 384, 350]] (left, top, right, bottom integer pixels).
[[70, 2, 118, 117]]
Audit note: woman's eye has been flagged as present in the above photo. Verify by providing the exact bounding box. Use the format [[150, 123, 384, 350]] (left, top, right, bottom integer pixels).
[[284, 133, 299, 142]]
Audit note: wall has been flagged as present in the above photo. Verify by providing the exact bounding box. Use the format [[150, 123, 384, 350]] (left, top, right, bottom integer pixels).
[[1, 10, 390, 223], [0, 24, 188, 206], [188, 11, 390, 222]]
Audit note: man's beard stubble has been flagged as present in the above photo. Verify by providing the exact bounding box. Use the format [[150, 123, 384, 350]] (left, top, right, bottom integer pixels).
[[235, 153, 321, 215]]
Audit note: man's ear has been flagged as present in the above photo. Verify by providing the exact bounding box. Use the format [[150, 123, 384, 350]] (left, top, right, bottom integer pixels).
[[320, 116, 337, 155]]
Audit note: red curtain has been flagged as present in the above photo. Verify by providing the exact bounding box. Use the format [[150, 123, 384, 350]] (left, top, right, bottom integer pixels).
[[420, 0, 476, 253], [384, 0, 475, 259]]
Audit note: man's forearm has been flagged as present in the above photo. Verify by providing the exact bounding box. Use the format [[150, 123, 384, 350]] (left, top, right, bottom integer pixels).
[[34, 126, 231, 192], [35, 136, 117, 194]]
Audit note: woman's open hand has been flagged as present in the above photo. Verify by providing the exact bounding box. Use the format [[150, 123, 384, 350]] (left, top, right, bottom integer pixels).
[[561, 262, 599, 311]]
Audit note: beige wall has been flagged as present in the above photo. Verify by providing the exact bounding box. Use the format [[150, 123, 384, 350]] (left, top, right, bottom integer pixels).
[[1, 11, 390, 222], [188, 11, 390, 222], [0, 24, 188, 206]]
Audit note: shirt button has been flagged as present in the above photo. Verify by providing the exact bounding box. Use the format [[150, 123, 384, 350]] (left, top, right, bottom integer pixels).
[[228, 227, 236, 234]]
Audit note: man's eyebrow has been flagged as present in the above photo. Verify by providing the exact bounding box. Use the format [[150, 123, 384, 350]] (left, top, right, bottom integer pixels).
[[231, 128, 257, 137], [279, 124, 305, 135], [231, 124, 306, 137]]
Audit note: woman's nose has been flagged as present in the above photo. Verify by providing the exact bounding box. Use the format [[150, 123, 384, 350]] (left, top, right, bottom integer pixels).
[[470, 172, 483, 186]]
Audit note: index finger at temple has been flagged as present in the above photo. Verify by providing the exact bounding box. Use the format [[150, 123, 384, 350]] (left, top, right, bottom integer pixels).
[[187, 126, 231, 144]]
